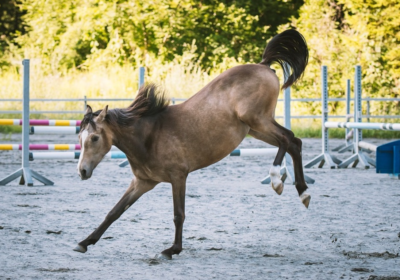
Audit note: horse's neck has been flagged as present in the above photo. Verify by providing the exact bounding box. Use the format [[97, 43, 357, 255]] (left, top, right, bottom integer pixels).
[[110, 117, 155, 160]]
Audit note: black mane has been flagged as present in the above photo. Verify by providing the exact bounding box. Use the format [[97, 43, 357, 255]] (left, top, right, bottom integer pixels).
[[80, 84, 170, 130]]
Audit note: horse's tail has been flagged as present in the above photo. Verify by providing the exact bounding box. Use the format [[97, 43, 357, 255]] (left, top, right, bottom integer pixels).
[[260, 29, 308, 89]]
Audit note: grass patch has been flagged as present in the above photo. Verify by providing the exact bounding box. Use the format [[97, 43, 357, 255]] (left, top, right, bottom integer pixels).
[[0, 125, 21, 134], [290, 119, 400, 139], [292, 126, 400, 139]]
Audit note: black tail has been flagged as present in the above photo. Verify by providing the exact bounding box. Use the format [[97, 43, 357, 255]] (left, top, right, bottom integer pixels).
[[260, 29, 308, 89]]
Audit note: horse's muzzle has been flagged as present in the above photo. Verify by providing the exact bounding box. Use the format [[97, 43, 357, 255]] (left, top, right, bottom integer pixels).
[[78, 166, 93, 180]]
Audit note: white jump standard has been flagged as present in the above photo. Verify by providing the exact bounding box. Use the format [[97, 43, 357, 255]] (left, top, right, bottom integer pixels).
[[0, 59, 53, 186], [331, 79, 354, 153], [337, 66, 374, 169], [304, 65, 341, 169], [305, 65, 400, 170]]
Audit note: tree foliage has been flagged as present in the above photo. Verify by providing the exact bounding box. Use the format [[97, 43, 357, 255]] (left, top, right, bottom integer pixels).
[[0, 0, 399, 117], [0, 0, 26, 66], [281, 0, 399, 116], [5, 0, 301, 72]]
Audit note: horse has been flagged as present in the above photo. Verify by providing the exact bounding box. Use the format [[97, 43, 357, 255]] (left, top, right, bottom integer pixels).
[[73, 29, 310, 259]]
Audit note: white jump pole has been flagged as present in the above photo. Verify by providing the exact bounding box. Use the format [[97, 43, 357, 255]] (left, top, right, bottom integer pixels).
[[29, 126, 80, 134], [28, 149, 280, 161], [325, 122, 400, 130], [304, 66, 341, 169], [0, 59, 54, 186], [358, 141, 377, 153]]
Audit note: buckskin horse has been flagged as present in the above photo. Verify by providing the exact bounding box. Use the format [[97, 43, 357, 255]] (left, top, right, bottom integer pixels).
[[74, 29, 310, 259]]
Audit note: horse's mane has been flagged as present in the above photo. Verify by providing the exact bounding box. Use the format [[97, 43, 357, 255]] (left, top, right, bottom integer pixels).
[[80, 84, 170, 130]]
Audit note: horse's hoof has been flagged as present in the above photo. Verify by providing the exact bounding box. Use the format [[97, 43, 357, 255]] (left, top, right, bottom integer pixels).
[[159, 252, 172, 260], [300, 193, 311, 209], [271, 181, 284, 195], [73, 244, 87, 253], [269, 165, 283, 195]]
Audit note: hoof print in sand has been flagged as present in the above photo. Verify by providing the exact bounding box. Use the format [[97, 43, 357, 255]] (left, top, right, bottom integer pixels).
[[46, 230, 62, 234]]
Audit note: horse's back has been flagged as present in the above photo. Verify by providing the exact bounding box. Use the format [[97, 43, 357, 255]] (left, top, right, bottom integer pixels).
[[153, 64, 281, 173]]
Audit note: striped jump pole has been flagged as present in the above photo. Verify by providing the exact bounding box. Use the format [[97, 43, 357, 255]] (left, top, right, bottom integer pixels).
[[0, 144, 80, 150], [29, 151, 127, 161], [29, 148, 286, 161], [0, 144, 120, 151], [0, 119, 81, 126], [0, 59, 54, 186], [29, 126, 80, 134], [325, 122, 400, 131]]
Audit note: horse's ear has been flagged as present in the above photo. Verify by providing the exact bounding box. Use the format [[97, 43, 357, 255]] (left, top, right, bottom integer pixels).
[[85, 105, 93, 115], [97, 105, 108, 122]]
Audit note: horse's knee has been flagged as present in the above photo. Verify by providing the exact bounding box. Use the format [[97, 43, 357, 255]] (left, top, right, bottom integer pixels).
[[279, 130, 295, 148], [106, 209, 122, 222], [174, 215, 185, 225], [289, 137, 302, 155], [293, 137, 302, 149]]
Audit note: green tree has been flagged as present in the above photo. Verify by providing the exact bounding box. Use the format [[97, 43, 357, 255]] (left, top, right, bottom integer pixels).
[[10, 0, 302, 72], [0, 0, 26, 67], [281, 0, 399, 116]]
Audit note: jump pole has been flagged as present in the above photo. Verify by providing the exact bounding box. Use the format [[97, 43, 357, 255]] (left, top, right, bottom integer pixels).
[[0, 59, 54, 186], [0, 119, 81, 126], [29, 126, 80, 134], [304, 65, 341, 169], [119, 66, 145, 168], [0, 144, 120, 151], [28, 149, 280, 161]]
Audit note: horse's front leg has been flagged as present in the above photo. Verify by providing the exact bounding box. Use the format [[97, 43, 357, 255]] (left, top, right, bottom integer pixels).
[[73, 178, 158, 253], [161, 174, 187, 260]]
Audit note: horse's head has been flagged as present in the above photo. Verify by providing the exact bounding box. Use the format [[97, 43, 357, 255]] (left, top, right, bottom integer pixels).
[[77, 105, 113, 180]]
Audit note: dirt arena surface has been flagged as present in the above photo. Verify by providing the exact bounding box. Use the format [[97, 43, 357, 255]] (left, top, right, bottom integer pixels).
[[0, 133, 399, 280]]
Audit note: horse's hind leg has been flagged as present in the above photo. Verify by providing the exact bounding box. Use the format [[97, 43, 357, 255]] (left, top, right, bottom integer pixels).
[[249, 120, 310, 208], [73, 178, 158, 253], [161, 173, 187, 260]]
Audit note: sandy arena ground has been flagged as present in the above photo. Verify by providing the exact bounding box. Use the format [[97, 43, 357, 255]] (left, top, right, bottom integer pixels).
[[0, 133, 399, 280]]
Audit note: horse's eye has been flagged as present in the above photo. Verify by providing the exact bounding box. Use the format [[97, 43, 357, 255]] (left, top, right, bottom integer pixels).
[[92, 135, 99, 142]]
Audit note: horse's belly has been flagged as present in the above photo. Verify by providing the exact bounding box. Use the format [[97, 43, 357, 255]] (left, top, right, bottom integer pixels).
[[187, 124, 249, 172]]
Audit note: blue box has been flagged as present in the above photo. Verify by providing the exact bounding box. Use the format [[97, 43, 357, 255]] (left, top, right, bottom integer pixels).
[[376, 140, 400, 179]]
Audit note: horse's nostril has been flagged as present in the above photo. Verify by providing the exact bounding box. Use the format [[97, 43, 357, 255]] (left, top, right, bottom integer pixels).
[[81, 169, 87, 177]]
